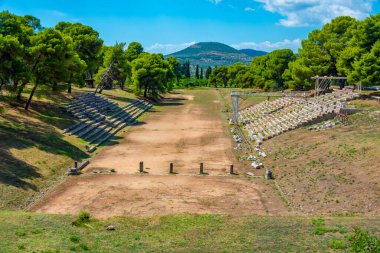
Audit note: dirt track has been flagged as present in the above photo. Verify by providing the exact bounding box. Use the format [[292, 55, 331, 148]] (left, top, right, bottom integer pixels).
[[32, 90, 287, 218], [85, 91, 234, 175]]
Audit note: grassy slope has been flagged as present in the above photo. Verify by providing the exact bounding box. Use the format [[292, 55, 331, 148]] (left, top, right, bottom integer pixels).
[[0, 211, 379, 253], [0, 85, 137, 210], [262, 99, 380, 215]]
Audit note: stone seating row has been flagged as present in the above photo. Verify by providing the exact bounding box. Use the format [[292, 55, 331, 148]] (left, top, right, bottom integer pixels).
[[64, 93, 152, 150], [240, 91, 358, 142]]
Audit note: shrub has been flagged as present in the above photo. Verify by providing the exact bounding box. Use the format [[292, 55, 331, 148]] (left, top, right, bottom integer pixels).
[[72, 211, 91, 226], [69, 234, 80, 243], [79, 244, 89, 251], [348, 228, 380, 253]]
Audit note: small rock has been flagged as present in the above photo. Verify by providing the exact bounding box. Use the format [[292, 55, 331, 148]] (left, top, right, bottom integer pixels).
[[106, 225, 116, 231], [246, 172, 254, 177]]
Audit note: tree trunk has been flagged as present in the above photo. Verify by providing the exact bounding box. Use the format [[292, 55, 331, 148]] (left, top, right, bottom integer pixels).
[[68, 83, 72, 93], [144, 85, 148, 97], [25, 82, 38, 110], [13, 80, 19, 92], [17, 81, 27, 100]]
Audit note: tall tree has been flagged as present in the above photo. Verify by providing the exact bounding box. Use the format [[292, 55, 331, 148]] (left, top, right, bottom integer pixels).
[[55, 22, 104, 80], [0, 11, 41, 96], [0, 35, 24, 90], [208, 66, 229, 88], [181, 61, 191, 78], [25, 29, 76, 110], [131, 53, 174, 97], [125, 42, 144, 62], [195, 64, 200, 79], [205, 66, 212, 79], [167, 56, 181, 85], [95, 42, 131, 91], [200, 67, 203, 79]]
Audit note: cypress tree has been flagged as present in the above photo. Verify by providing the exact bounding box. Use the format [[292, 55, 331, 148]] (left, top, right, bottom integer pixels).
[[195, 64, 199, 79]]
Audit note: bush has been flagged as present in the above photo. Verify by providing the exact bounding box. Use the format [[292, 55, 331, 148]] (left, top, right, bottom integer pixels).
[[69, 234, 80, 243], [348, 228, 380, 253], [72, 211, 91, 226]]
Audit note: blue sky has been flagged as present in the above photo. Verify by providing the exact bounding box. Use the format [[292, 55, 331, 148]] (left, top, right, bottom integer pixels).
[[1, 0, 379, 54]]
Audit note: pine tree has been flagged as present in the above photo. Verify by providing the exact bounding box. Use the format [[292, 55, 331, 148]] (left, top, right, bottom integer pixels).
[[200, 67, 203, 79], [181, 61, 191, 78], [195, 64, 199, 79], [205, 66, 212, 79]]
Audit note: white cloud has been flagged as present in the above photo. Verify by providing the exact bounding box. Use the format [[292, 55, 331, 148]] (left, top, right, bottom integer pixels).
[[44, 10, 67, 18], [231, 39, 302, 52], [209, 0, 222, 4], [254, 0, 374, 26], [244, 7, 255, 11], [147, 42, 197, 55]]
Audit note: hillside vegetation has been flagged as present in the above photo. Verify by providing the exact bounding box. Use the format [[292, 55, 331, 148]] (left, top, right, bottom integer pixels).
[[0, 86, 137, 210], [168, 42, 255, 68]]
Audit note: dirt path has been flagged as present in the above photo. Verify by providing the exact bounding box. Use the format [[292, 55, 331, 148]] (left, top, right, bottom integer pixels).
[[31, 174, 286, 218], [32, 90, 288, 218], [85, 90, 234, 175]]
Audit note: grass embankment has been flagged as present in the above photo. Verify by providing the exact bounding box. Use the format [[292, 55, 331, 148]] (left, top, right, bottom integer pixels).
[[0, 211, 379, 253], [0, 85, 137, 210]]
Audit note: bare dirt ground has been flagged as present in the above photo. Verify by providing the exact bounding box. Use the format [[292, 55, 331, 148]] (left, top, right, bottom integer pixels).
[[85, 90, 234, 175], [31, 174, 286, 218], [32, 90, 287, 218]]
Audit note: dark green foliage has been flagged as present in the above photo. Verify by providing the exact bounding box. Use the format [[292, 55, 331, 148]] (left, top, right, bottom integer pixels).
[[208, 66, 229, 88], [205, 66, 212, 79], [95, 42, 131, 90], [348, 228, 380, 253], [168, 42, 258, 69], [69, 234, 81, 243], [72, 211, 91, 227], [124, 42, 143, 62], [181, 60, 191, 78], [55, 21, 104, 79], [131, 53, 174, 97], [208, 49, 296, 90]]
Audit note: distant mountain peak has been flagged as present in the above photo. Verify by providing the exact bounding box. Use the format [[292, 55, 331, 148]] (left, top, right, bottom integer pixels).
[[167, 42, 267, 68]]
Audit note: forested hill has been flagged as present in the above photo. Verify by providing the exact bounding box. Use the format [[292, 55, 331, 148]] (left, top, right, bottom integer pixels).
[[239, 49, 267, 57], [167, 42, 266, 68]]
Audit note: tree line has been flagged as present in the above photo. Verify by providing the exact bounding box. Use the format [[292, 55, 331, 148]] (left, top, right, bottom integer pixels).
[[1, 10, 379, 108], [208, 14, 380, 90], [0, 11, 180, 109]]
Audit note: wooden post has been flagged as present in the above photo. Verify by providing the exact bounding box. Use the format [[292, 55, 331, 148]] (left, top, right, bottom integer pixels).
[[200, 163, 204, 174], [230, 164, 234, 174], [169, 163, 174, 174], [74, 162, 78, 169], [139, 161, 144, 173]]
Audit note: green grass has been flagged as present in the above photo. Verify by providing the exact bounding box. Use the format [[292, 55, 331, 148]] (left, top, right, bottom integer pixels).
[[0, 211, 379, 253]]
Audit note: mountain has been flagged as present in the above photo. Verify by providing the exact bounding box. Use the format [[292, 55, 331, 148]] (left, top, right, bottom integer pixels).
[[239, 49, 267, 57], [167, 42, 266, 68]]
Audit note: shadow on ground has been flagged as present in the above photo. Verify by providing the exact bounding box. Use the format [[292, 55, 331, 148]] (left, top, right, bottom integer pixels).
[[0, 113, 89, 190]]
